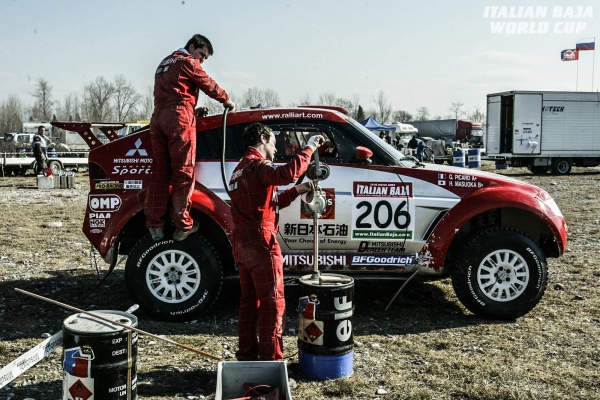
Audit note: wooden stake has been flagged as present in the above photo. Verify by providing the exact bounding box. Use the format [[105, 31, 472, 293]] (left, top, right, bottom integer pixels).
[[14, 288, 222, 361]]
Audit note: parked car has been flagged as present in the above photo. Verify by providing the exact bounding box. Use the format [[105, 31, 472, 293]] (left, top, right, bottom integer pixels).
[[78, 106, 567, 321]]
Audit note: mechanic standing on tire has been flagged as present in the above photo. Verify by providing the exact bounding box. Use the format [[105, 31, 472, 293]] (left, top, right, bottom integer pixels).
[[144, 34, 235, 242], [229, 122, 324, 361]]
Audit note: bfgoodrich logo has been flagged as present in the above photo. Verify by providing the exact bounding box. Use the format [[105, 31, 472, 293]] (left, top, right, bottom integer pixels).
[[484, 6, 593, 34]]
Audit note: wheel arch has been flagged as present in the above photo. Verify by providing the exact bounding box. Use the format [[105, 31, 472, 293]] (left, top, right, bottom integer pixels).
[[423, 189, 565, 273]]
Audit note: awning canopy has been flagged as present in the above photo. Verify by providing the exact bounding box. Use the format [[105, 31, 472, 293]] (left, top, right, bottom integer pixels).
[[360, 117, 396, 132]]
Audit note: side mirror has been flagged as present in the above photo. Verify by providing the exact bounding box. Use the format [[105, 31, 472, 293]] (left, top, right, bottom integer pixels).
[[355, 146, 373, 165]]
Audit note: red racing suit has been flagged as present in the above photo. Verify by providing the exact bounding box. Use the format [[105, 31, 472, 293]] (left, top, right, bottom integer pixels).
[[145, 49, 230, 231], [230, 146, 314, 361]]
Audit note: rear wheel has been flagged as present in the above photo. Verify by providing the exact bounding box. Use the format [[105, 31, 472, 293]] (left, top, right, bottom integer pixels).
[[451, 227, 548, 320], [125, 233, 224, 321], [552, 158, 572, 175]]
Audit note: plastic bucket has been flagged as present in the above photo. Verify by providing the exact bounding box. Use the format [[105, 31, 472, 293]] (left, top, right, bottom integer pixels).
[[298, 273, 354, 380], [62, 310, 138, 400], [452, 150, 466, 168], [467, 149, 481, 168], [496, 162, 509, 170]]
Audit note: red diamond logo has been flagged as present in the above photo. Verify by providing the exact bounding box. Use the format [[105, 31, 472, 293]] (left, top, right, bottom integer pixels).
[[69, 379, 93, 400], [304, 321, 323, 343]]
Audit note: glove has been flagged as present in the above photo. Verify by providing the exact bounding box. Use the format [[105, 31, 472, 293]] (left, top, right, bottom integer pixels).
[[306, 135, 325, 152], [224, 100, 235, 111]]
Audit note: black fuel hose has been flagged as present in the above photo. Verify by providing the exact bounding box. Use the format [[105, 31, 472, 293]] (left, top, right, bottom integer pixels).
[[220, 107, 230, 198]]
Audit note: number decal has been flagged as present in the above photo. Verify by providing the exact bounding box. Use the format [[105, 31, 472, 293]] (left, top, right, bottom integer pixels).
[[356, 201, 372, 228], [352, 198, 415, 240]]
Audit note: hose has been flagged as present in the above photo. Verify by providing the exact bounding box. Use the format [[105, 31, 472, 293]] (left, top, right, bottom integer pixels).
[[220, 107, 230, 198]]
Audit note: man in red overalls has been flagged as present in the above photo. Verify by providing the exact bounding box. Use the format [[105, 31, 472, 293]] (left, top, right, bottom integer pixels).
[[145, 34, 235, 241], [229, 123, 324, 361]]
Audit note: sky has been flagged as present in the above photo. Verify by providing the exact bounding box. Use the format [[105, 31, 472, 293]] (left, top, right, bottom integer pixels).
[[0, 0, 598, 120]]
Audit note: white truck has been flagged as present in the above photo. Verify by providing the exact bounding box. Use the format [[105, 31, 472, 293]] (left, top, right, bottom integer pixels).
[[486, 90, 600, 175], [1, 133, 88, 176]]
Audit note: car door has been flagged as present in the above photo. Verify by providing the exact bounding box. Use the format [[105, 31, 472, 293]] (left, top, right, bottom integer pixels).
[[268, 121, 421, 264]]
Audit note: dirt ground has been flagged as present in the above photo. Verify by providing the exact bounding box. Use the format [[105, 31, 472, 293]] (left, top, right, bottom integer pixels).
[[0, 162, 599, 400]]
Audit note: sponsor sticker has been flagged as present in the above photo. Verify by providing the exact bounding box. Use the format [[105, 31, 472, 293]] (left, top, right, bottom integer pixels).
[[351, 255, 415, 266], [95, 181, 124, 190], [89, 194, 122, 212], [124, 180, 142, 189]]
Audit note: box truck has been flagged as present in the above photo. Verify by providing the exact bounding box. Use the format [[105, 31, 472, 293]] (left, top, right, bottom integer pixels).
[[486, 90, 600, 175]]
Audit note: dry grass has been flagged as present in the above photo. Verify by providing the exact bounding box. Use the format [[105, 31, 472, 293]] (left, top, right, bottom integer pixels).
[[0, 164, 599, 399]]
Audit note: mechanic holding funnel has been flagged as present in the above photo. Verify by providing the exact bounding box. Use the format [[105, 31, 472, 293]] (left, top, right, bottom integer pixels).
[[145, 34, 235, 242], [229, 122, 324, 361]]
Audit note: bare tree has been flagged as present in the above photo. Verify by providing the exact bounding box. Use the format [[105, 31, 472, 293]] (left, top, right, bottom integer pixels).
[[113, 75, 140, 122], [469, 106, 485, 122], [373, 90, 392, 124], [82, 76, 115, 122], [0, 95, 24, 134], [30, 78, 56, 121], [318, 92, 336, 105], [56, 93, 80, 121], [298, 93, 312, 105], [241, 87, 281, 108], [448, 101, 465, 120], [415, 107, 430, 121], [135, 86, 154, 120], [393, 110, 413, 123]]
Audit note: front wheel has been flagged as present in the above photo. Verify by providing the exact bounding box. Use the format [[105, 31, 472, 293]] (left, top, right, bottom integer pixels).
[[451, 227, 548, 320], [125, 233, 224, 321]]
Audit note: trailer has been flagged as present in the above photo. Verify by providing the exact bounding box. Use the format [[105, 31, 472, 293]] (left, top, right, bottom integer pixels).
[[486, 90, 600, 175], [0, 152, 88, 176]]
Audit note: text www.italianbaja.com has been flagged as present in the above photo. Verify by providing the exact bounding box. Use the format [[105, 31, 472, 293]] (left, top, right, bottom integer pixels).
[[262, 112, 323, 119]]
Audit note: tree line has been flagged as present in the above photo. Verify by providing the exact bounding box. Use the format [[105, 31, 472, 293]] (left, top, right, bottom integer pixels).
[[0, 76, 486, 135]]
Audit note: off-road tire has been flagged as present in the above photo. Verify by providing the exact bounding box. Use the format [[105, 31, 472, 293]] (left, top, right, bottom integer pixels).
[[451, 227, 548, 320], [125, 233, 224, 321]]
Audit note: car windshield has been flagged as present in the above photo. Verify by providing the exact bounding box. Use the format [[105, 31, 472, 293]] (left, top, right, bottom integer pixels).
[[347, 118, 413, 165]]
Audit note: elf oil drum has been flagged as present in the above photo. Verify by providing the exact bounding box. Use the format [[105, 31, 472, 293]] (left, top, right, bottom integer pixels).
[[298, 273, 354, 380], [62, 310, 138, 400]]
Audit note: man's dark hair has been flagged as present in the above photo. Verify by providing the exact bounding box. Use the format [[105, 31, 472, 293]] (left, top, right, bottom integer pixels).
[[185, 34, 214, 55], [38, 125, 46, 133], [243, 123, 272, 148]]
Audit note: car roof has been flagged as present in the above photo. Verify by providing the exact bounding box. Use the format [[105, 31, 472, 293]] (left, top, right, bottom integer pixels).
[[197, 106, 350, 131]]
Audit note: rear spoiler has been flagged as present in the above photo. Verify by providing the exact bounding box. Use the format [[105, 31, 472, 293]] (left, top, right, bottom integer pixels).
[[51, 122, 126, 150]]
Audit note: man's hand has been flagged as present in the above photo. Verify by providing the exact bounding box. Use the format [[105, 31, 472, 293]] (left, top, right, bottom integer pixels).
[[295, 180, 313, 195], [224, 100, 235, 111], [194, 107, 209, 118], [306, 135, 325, 152]]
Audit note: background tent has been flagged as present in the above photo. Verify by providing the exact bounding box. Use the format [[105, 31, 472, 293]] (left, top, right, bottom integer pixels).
[[360, 117, 396, 132]]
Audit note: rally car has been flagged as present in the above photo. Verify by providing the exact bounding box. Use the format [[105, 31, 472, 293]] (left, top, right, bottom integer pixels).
[[58, 106, 567, 321]]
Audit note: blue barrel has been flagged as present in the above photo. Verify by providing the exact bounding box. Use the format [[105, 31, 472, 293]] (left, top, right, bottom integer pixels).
[[298, 274, 354, 380], [452, 150, 466, 168], [467, 149, 481, 168], [62, 311, 138, 400]]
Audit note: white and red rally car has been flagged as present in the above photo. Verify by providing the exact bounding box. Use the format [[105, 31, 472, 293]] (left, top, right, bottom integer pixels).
[[55, 106, 567, 321]]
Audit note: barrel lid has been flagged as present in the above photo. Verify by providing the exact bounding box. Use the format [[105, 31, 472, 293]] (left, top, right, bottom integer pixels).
[[63, 310, 137, 334], [299, 273, 354, 287]]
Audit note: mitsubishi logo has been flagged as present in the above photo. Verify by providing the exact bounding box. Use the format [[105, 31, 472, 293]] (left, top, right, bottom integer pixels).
[[126, 138, 148, 156]]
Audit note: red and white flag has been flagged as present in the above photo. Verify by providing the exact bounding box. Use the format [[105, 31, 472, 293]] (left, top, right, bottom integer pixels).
[[561, 49, 579, 61]]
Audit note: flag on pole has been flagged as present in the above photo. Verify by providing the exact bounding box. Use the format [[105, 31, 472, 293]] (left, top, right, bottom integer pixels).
[[576, 38, 595, 51], [561, 49, 579, 61]]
